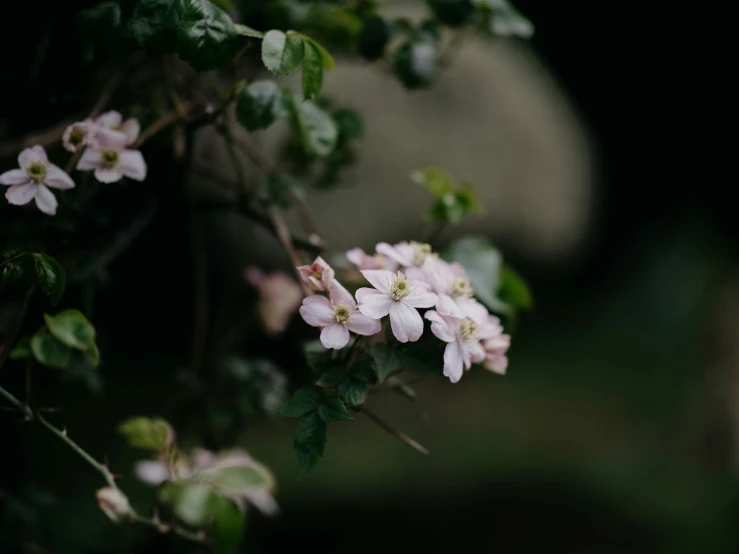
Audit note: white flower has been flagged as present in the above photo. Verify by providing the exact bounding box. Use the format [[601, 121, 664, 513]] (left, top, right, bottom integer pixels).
[[0, 145, 75, 215], [346, 247, 398, 271], [375, 241, 435, 268], [93, 110, 141, 146], [355, 270, 437, 343], [297, 256, 334, 292], [62, 119, 94, 152], [96, 487, 132, 523], [425, 310, 500, 383], [77, 129, 147, 183]]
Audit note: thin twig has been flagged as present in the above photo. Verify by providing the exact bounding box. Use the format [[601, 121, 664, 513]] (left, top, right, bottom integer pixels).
[[361, 407, 430, 455], [0, 286, 35, 373], [133, 103, 193, 149]]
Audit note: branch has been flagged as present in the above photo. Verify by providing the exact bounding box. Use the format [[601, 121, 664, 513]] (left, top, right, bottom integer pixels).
[[132, 103, 193, 149], [361, 406, 430, 455]]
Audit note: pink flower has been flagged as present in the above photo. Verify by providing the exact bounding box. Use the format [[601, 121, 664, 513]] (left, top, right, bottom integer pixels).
[[346, 248, 398, 271], [245, 267, 303, 336], [425, 311, 500, 383], [299, 281, 380, 349], [0, 145, 75, 215], [376, 241, 435, 268], [93, 110, 140, 146], [482, 334, 511, 375], [62, 119, 94, 152], [355, 270, 437, 343], [297, 256, 334, 292], [77, 129, 147, 183], [418, 256, 489, 322]]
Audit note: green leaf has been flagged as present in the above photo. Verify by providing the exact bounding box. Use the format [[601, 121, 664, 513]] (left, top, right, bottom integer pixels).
[[293, 411, 328, 475], [77, 1, 121, 35], [88, 341, 101, 367], [300, 40, 324, 100], [236, 80, 287, 131], [395, 349, 443, 376], [318, 393, 352, 423], [30, 331, 72, 370], [498, 264, 533, 309], [261, 30, 305, 77], [412, 167, 455, 197], [210, 495, 244, 552], [43, 310, 95, 351], [442, 236, 503, 310], [127, 0, 185, 52], [234, 23, 263, 38], [357, 15, 390, 61], [303, 341, 331, 372], [198, 465, 267, 493], [393, 40, 437, 89], [118, 417, 173, 451], [1, 254, 34, 290], [9, 337, 31, 360], [338, 378, 368, 410], [159, 481, 218, 526], [178, 0, 238, 72], [31, 254, 66, 305], [279, 387, 319, 417], [370, 344, 400, 384], [316, 366, 348, 387], [288, 32, 335, 70], [287, 96, 338, 157]]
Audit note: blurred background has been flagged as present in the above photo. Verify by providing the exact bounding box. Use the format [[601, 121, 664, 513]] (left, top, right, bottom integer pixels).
[[1, 1, 733, 553]]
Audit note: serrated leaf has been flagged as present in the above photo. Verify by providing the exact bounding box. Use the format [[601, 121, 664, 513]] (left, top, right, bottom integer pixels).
[[119, 417, 173, 451], [159, 481, 218, 526], [412, 167, 455, 197], [236, 80, 287, 131], [127, 0, 185, 53], [318, 393, 351, 422], [288, 32, 335, 70], [293, 411, 327, 475], [178, 0, 238, 72], [338, 378, 368, 410], [279, 387, 319, 417], [261, 30, 305, 77], [32, 254, 66, 305], [301, 40, 324, 100], [287, 95, 338, 157], [30, 331, 72, 370], [43, 310, 95, 351], [370, 344, 400, 383], [316, 366, 347, 387], [234, 23, 263, 38]]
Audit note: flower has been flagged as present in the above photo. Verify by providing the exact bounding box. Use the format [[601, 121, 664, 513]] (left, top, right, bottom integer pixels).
[[299, 281, 380, 349], [356, 270, 437, 343], [62, 119, 94, 152], [418, 256, 489, 322], [245, 267, 303, 335], [482, 333, 511, 375], [77, 129, 147, 183], [346, 247, 397, 271], [96, 487, 132, 523], [0, 145, 75, 215], [376, 241, 435, 268], [425, 310, 501, 383], [297, 256, 334, 292], [93, 110, 140, 146]]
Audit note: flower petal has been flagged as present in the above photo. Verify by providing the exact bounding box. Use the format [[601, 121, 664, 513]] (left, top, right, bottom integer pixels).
[[484, 355, 508, 375], [467, 340, 486, 364], [346, 311, 382, 336], [96, 110, 122, 128], [0, 169, 30, 186], [94, 167, 123, 183], [134, 460, 169, 486], [345, 247, 366, 266], [356, 288, 393, 319], [89, 127, 129, 150], [44, 164, 75, 190], [34, 184, 58, 215], [403, 287, 437, 309], [122, 119, 140, 145], [119, 150, 147, 181], [18, 145, 47, 168], [360, 269, 394, 293], [320, 323, 350, 349], [424, 310, 455, 342], [457, 297, 489, 325], [244, 488, 280, 516], [329, 281, 356, 308], [389, 301, 424, 342], [299, 295, 334, 327], [77, 148, 102, 171], [436, 293, 465, 318], [5, 183, 37, 206], [376, 242, 414, 266], [443, 342, 465, 383]]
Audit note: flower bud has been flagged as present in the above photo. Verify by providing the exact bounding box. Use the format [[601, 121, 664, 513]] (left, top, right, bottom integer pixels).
[[96, 487, 131, 523]]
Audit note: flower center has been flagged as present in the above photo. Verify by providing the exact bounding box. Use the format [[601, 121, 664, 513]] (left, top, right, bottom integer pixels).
[[334, 304, 351, 324], [412, 243, 432, 266], [450, 278, 473, 298], [391, 272, 412, 300], [101, 149, 119, 168], [26, 162, 47, 183], [69, 127, 85, 147], [459, 318, 477, 340], [311, 270, 322, 281]]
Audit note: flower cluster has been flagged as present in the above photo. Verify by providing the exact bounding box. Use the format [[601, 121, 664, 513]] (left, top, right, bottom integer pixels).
[[0, 111, 146, 216], [298, 241, 511, 383]]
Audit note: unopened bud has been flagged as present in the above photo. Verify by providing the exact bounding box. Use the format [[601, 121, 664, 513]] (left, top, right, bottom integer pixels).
[[96, 487, 131, 523]]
